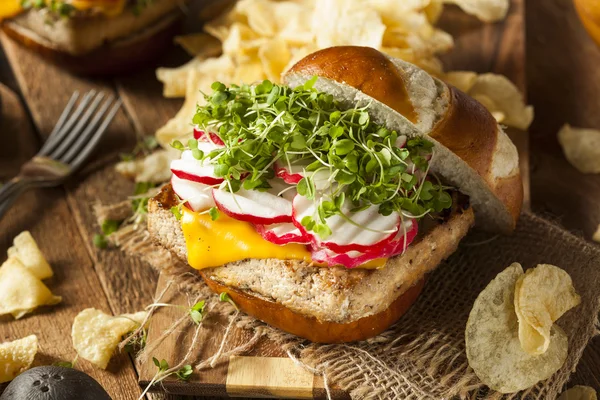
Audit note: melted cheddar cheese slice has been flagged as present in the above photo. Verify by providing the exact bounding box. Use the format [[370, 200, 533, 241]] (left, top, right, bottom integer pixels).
[[0, 1, 23, 20], [181, 207, 387, 270]]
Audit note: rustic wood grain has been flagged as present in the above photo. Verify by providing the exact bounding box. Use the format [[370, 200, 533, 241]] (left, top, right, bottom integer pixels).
[[0, 33, 158, 317], [526, 0, 600, 390], [0, 83, 142, 400]]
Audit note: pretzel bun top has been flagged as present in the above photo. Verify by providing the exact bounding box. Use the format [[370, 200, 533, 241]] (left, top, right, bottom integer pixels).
[[285, 46, 522, 232]]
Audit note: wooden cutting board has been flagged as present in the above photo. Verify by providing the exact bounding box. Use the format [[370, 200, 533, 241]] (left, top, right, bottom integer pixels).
[[138, 1, 528, 397]]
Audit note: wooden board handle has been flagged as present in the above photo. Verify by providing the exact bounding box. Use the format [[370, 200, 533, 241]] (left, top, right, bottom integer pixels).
[[226, 356, 315, 399]]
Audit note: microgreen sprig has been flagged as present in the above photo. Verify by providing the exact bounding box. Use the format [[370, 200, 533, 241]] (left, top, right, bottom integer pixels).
[[182, 79, 452, 238]]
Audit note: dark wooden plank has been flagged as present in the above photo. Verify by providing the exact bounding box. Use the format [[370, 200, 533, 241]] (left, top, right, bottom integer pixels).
[[0, 83, 142, 400], [526, 0, 600, 390]]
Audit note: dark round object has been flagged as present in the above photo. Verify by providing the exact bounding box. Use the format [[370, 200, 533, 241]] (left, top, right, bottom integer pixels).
[[0, 366, 112, 400]]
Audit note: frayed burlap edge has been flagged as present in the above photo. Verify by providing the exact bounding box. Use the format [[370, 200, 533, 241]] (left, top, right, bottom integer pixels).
[[95, 205, 600, 400]]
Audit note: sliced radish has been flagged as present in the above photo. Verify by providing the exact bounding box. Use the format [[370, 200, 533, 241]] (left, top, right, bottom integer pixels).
[[255, 223, 310, 245], [275, 160, 303, 184], [267, 178, 297, 202], [170, 144, 224, 185], [395, 135, 407, 148], [292, 194, 400, 253], [212, 187, 292, 224], [274, 160, 331, 190], [309, 219, 418, 268], [171, 175, 215, 212], [194, 127, 225, 146]]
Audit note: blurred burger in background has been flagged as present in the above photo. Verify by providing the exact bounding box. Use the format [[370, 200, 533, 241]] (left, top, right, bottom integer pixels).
[[0, 0, 188, 75]]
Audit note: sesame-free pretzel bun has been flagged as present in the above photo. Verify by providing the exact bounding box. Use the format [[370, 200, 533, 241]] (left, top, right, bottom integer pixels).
[[148, 46, 522, 343], [284, 46, 523, 232]]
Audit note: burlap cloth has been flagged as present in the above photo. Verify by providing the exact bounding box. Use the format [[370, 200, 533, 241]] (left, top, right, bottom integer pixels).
[[104, 206, 600, 400]]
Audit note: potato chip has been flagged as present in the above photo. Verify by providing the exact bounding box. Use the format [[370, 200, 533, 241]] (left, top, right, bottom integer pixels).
[[157, 56, 235, 147], [235, 0, 278, 37], [72, 308, 147, 369], [558, 386, 598, 400], [443, 0, 509, 22], [466, 263, 569, 393], [0, 257, 61, 319], [468, 73, 534, 130], [514, 264, 580, 355], [258, 38, 291, 82], [174, 33, 222, 58], [0, 335, 38, 383], [593, 224, 600, 243], [557, 124, 600, 174], [7, 231, 53, 280], [444, 71, 478, 92], [232, 57, 266, 85], [425, 0, 444, 23], [156, 57, 204, 98], [471, 93, 506, 122], [312, 0, 386, 49], [115, 150, 176, 183]]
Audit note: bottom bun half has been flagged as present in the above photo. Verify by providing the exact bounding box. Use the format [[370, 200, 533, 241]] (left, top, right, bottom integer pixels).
[[148, 184, 475, 343], [202, 272, 425, 343]]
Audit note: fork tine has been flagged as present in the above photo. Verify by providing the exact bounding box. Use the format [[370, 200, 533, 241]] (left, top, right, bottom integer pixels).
[[69, 99, 122, 171], [61, 95, 115, 164], [48, 92, 106, 160], [39, 91, 95, 157], [40, 90, 79, 154]]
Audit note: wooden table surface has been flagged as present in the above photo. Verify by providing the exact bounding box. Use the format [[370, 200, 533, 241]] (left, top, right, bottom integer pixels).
[[0, 0, 599, 399]]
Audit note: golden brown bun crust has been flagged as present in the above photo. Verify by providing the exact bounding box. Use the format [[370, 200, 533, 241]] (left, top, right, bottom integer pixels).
[[201, 271, 425, 343], [287, 46, 522, 231], [429, 86, 522, 227], [1, 16, 181, 76], [289, 46, 417, 122]]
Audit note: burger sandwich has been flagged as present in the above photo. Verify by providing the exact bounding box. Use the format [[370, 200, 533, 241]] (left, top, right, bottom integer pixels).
[[148, 46, 523, 343], [0, 0, 187, 75]]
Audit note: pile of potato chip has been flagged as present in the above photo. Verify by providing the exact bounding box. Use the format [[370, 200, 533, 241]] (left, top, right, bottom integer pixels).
[[0, 231, 61, 319], [155, 0, 532, 148], [466, 263, 580, 393]]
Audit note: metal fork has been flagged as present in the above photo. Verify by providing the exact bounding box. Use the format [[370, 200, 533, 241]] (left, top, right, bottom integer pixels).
[[0, 90, 122, 220]]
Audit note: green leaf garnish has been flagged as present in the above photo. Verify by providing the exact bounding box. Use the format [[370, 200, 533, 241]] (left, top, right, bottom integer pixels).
[[170, 140, 185, 151], [171, 206, 182, 221], [191, 79, 453, 238], [189, 300, 206, 325], [93, 234, 107, 249], [175, 365, 193, 381], [208, 207, 220, 221], [101, 220, 120, 236]]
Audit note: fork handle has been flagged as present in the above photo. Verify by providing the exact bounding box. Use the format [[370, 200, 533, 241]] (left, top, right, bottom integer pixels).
[[0, 179, 31, 221]]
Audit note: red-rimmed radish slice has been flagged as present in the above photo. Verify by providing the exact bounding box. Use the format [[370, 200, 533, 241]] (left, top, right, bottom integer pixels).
[[275, 160, 303, 184], [212, 187, 292, 224], [171, 175, 215, 212], [274, 161, 331, 190], [395, 135, 407, 148], [309, 219, 418, 268], [171, 149, 224, 185], [292, 194, 400, 253], [255, 223, 310, 245], [194, 128, 224, 146], [267, 178, 297, 202]]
